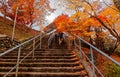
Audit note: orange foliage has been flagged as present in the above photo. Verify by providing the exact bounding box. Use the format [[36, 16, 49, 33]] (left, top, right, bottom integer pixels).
[[54, 1, 120, 41], [97, 15, 106, 21], [54, 14, 69, 32], [7, 0, 52, 28], [7, 0, 36, 25], [54, 14, 94, 37]]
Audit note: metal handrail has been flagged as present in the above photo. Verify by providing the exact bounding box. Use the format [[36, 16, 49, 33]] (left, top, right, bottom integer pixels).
[[74, 34, 120, 66], [63, 32, 71, 49], [1, 31, 120, 77], [64, 32, 120, 76], [74, 39, 103, 77], [72, 34, 120, 77], [48, 33, 56, 48], [47, 30, 57, 48], [0, 33, 42, 57], [0, 32, 49, 77], [81, 47, 104, 77]]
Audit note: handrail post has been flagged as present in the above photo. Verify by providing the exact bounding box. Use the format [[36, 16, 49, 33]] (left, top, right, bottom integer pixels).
[[40, 36, 42, 49], [32, 39, 35, 58], [74, 37, 76, 50], [90, 46, 96, 77], [48, 38, 50, 49], [15, 47, 21, 77], [79, 39, 83, 59], [68, 39, 70, 49]]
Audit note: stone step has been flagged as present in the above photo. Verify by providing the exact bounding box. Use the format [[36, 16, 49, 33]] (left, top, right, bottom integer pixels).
[[0, 48, 88, 77], [13, 49, 72, 52], [0, 71, 88, 77], [34, 49, 73, 51], [3, 53, 74, 56], [0, 60, 80, 64], [2, 51, 72, 56], [0, 55, 76, 59], [0, 58, 79, 62], [0, 66, 85, 72], [7, 50, 71, 53], [0, 62, 80, 67]]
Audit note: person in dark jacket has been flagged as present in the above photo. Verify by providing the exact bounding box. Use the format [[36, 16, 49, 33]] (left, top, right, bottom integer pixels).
[[58, 32, 64, 45]]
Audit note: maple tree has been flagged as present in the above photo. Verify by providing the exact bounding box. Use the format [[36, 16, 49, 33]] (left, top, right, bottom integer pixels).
[[96, 6, 120, 54], [0, 0, 9, 18], [54, 14, 69, 32], [33, 0, 53, 28], [65, 1, 119, 38], [54, 0, 120, 55], [6, 0, 52, 28]]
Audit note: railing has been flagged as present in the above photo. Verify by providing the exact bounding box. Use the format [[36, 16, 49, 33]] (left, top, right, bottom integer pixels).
[[0, 32, 49, 77], [48, 32, 56, 48], [63, 32, 71, 49], [71, 34, 120, 77], [1, 31, 120, 77]]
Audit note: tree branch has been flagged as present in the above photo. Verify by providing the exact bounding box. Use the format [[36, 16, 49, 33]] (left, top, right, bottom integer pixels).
[[103, 0, 120, 13]]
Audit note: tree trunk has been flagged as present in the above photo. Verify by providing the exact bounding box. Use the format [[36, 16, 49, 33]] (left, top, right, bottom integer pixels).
[[92, 16, 120, 42]]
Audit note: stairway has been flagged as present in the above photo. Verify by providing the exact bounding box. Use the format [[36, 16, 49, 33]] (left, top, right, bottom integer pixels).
[[0, 49, 88, 77]]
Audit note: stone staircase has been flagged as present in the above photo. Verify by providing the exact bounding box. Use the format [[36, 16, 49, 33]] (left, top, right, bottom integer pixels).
[[0, 49, 88, 77]]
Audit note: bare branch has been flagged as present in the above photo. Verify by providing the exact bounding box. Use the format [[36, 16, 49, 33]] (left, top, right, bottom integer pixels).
[[103, 0, 120, 13]]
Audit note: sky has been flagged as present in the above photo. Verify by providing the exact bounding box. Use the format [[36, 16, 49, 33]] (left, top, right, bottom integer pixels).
[[45, 0, 66, 25], [45, 0, 75, 24]]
